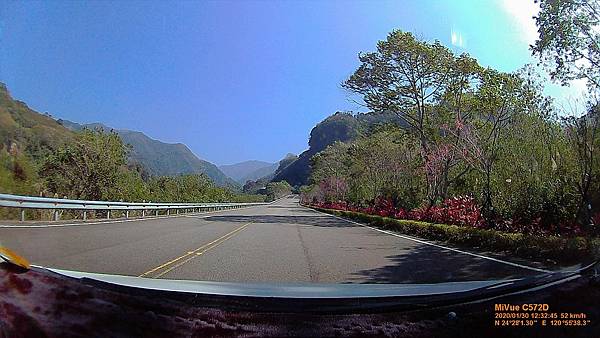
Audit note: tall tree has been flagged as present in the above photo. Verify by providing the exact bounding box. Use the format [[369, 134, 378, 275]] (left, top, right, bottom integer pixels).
[[343, 30, 453, 149], [343, 30, 480, 204], [532, 0, 600, 230], [562, 102, 600, 229], [532, 0, 600, 90]]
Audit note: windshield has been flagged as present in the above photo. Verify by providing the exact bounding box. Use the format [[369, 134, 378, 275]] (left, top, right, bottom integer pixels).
[[0, 1, 599, 336]]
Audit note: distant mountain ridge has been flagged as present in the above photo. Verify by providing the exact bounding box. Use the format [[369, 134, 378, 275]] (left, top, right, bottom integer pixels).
[[219, 160, 278, 184], [58, 120, 238, 188]]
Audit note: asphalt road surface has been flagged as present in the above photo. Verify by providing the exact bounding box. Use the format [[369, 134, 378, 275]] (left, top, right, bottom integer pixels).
[[0, 196, 550, 283]]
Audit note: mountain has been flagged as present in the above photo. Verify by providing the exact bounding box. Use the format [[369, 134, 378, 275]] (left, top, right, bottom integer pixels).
[[241, 154, 297, 194], [0, 83, 74, 159], [219, 160, 278, 184], [57, 120, 238, 188], [272, 111, 407, 186], [271, 153, 298, 178]]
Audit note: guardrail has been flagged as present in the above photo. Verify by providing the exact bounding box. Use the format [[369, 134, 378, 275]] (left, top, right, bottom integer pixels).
[[0, 193, 268, 222]]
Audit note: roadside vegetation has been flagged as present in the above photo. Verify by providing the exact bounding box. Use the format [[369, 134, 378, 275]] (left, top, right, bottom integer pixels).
[[265, 181, 292, 201], [0, 127, 265, 220], [302, 0, 600, 252]]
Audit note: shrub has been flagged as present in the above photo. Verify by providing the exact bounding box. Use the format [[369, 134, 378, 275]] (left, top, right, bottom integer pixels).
[[306, 194, 588, 237]]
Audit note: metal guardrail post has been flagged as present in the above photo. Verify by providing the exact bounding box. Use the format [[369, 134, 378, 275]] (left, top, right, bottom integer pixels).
[[0, 193, 268, 222]]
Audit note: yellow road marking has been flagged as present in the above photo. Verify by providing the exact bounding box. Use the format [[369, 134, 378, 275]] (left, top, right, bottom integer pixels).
[[152, 226, 246, 278], [138, 222, 252, 278]]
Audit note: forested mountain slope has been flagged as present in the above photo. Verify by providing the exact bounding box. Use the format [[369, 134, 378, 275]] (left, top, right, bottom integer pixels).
[[59, 120, 238, 188], [272, 111, 406, 186]]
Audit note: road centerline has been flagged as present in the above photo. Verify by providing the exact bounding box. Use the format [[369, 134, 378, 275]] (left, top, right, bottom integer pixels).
[[138, 221, 253, 278]]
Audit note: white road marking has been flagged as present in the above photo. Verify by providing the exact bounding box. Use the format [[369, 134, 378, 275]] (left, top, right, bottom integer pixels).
[[306, 205, 552, 274]]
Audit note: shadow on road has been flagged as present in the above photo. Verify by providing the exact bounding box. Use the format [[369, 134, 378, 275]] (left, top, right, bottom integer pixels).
[[265, 206, 318, 214], [265, 205, 297, 209], [349, 244, 540, 284], [203, 215, 357, 228]]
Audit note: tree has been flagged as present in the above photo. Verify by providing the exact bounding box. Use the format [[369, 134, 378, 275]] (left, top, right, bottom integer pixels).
[[430, 54, 482, 202], [532, 0, 600, 90], [343, 30, 481, 204], [343, 31, 454, 140], [310, 141, 350, 184], [42, 128, 129, 200], [310, 142, 351, 202], [470, 70, 528, 218], [265, 181, 292, 201], [309, 125, 423, 208], [532, 0, 600, 231], [148, 174, 231, 202], [562, 101, 600, 229]]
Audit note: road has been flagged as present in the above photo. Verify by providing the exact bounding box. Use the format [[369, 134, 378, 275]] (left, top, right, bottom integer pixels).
[[0, 196, 549, 283]]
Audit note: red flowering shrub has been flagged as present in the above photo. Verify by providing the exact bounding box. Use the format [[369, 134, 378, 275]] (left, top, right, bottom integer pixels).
[[555, 220, 584, 236], [373, 197, 396, 217], [313, 201, 349, 211], [310, 196, 484, 227], [401, 196, 484, 227], [439, 196, 484, 227], [394, 208, 409, 219], [307, 194, 586, 237], [407, 207, 427, 221]]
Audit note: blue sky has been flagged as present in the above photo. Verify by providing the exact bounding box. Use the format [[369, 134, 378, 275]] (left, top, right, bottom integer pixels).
[[0, 0, 586, 165]]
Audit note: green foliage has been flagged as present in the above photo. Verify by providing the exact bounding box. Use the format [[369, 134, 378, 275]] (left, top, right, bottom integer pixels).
[[0, 84, 74, 162], [39, 128, 259, 204], [58, 120, 239, 188], [532, 0, 600, 90], [148, 174, 232, 202], [561, 105, 600, 228], [310, 126, 424, 208], [306, 29, 599, 236], [42, 128, 130, 200], [273, 110, 411, 187], [489, 110, 579, 224], [228, 193, 267, 203], [343, 30, 483, 204], [343, 30, 456, 115], [0, 147, 40, 196], [265, 181, 292, 201], [531, 0, 600, 231], [0, 82, 256, 207]]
